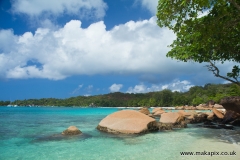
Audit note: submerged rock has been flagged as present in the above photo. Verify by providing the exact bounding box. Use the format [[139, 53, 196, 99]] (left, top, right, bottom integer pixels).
[[62, 126, 82, 135], [197, 124, 222, 129], [97, 110, 158, 134], [218, 124, 234, 130]]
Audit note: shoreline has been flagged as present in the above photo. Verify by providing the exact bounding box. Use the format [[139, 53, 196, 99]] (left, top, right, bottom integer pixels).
[[1, 105, 225, 112]]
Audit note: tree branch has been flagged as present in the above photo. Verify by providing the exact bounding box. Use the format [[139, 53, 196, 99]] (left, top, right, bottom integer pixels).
[[206, 61, 240, 85], [228, 0, 240, 11]]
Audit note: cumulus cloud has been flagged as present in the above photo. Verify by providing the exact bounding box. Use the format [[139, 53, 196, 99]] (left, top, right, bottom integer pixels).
[[135, 0, 158, 15], [0, 17, 236, 84], [109, 83, 123, 92], [126, 79, 194, 93], [11, 0, 107, 19], [127, 84, 148, 93]]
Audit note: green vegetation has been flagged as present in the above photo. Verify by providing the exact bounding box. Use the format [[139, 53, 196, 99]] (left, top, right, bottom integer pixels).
[[156, 0, 240, 85], [8, 83, 240, 107], [0, 101, 11, 106]]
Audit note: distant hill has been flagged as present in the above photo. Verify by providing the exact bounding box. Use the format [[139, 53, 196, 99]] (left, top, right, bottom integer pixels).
[[5, 83, 240, 107]]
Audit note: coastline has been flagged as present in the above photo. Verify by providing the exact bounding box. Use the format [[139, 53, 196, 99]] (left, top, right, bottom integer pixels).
[[0, 107, 239, 160]]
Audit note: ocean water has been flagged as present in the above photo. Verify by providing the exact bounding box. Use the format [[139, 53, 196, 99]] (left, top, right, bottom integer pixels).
[[0, 107, 240, 160]]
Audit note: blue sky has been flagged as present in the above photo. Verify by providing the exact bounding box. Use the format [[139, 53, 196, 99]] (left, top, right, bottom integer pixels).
[[0, 0, 235, 101]]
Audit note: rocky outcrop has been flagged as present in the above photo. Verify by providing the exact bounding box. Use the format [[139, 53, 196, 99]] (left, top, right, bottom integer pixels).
[[197, 122, 234, 130], [212, 108, 224, 119], [213, 104, 224, 109], [178, 110, 192, 117], [62, 126, 82, 135], [196, 104, 211, 110], [97, 110, 158, 134], [175, 106, 184, 110], [175, 106, 196, 110], [139, 107, 150, 115], [207, 100, 215, 106], [190, 112, 208, 123], [152, 107, 163, 114], [220, 96, 240, 114], [153, 110, 165, 116], [159, 112, 187, 130], [185, 106, 196, 110]]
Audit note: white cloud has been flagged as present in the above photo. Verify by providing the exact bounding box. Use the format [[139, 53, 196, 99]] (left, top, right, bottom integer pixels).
[[135, 0, 158, 15], [85, 85, 93, 93], [0, 17, 236, 84], [71, 84, 83, 94], [160, 80, 194, 92], [11, 0, 107, 19], [127, 84, 149, 93], [126, 79, 194, 93], [109, 83, 123, 92]]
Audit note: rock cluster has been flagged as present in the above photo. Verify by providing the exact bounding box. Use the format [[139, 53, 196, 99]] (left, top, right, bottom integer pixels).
[[175, 106, 196, 110], [175, 104, 224, 110], [96, 96, 240, 134]]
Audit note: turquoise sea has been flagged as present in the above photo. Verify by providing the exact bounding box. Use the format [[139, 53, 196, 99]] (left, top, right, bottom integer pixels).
[[0, 107, 240, 160]]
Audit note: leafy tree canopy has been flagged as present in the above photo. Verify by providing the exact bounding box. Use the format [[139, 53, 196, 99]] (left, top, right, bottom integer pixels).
[[8, 83, 240, 107], [157, 0, 240, 85]]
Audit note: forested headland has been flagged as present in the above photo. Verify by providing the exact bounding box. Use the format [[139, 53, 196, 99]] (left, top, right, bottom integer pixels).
[[1, 83, 239, 107]]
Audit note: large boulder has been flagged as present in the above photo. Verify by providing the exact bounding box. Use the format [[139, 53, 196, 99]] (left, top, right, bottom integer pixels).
[[159, 112, 187, 130], [139, 107, 150, 115], [62, 126, 82, 135], [97, 110, 158, 134], [212, 108, 224, 119], [222, 110, 240, 124], [220, 96, 240, 114], [160, 112, 182, 123]]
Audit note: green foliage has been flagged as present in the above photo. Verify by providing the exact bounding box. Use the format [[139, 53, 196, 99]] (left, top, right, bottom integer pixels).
[[9, 83, 240, 107], [157, 0, 240, 84], [0, 101, 10, 106]]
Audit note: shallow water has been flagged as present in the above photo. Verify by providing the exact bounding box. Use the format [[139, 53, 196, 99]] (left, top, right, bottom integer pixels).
[[0, 107, 239, 160]]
